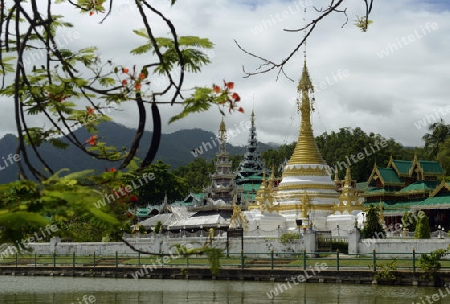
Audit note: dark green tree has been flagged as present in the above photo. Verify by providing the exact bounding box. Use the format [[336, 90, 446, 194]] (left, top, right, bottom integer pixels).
[[127, 160, 189, 205], [415, 211, 431, 239], [362, 205, 385, 239], [422, 119, 450, 159], [316, 127, 426, 182], [230, 154, 244, 172], [173, 158, 215, 193], [402, 211, 418, 232], [261, 142, 295, 176]]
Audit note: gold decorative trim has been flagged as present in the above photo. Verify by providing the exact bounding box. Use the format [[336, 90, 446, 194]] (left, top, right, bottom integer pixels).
[[282, 166, 330, 176], [277, 184, 337, 191]]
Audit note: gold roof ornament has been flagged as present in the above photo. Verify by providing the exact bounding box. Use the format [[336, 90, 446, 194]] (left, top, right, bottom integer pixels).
[[229, 203, 249, 230], [287, 60, 326, 166]]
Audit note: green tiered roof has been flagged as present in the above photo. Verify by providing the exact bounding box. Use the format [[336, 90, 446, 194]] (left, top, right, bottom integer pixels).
[[419, 160, 445, 174], [235, 111, 264, 202], [391, 160, 412, 175], [363, 157, 448, 216], [377, 168, 404, 185], [398, 180, 439, 193]]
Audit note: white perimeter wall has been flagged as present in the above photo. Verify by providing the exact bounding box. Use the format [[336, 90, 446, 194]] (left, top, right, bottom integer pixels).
[[28, 236, 307, 258]]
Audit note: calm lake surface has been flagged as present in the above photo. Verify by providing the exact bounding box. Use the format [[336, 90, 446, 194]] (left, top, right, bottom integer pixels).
[[0, 275, 444, 303]]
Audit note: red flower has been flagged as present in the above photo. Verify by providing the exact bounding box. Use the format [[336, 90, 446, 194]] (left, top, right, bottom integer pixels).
[[129, 195, 139, 202], [237, 107, 245, 113], [86, 135, 98, 146], [135, 83, 142, 90], [224, 81, 234, 90], [122, 68, 129, 74], [122, 79, 128, 85], [232, 92, 241, 102], [110, 168, 117, 172], [138, 73, 146, 79], [213, 85, 221, 94], [89, 11, 94, 16], [86, 107, 95, 115]]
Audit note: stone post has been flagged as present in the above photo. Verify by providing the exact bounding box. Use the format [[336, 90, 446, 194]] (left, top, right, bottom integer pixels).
[[347, 228, 360, 254], [303, 230, 316, 257], [50, 237, 61, 254]]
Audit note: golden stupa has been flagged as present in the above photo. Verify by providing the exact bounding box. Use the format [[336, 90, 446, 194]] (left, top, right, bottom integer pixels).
[[251, 59, 342, 229]]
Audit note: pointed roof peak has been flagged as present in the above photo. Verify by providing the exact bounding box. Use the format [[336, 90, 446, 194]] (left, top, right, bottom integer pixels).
[[297, 59, 314, 93], [219, 117, 226, 142]]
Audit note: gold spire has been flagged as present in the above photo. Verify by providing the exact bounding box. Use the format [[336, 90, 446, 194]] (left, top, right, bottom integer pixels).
[[334, 170, 340, 182], [287, 60, 326, 165], [344, 166, 352, 187], [219, 117, 226, 142]]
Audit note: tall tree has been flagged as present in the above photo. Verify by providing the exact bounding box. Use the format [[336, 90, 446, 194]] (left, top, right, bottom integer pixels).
[[0, 0, 242, 249], [172, 158, 215, 193], [127, 160, 189, 205], [415, 212, 431, 239], [362, 205, 385, 239], [422, 119, 450, 159]]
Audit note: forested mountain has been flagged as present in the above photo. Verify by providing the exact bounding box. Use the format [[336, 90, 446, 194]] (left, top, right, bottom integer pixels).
[[261, 127, 427, 182], [1, 123, 433, 185], [0, 122, 274, 184]]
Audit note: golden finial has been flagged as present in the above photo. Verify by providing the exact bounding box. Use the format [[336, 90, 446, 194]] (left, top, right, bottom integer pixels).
[[334, 170, 339, 182], [219, 117, 226, 142], [345, 166, 352, 186], [286, 58, 325, 166]]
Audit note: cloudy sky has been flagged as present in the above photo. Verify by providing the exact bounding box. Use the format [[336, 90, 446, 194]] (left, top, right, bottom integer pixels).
[[1, 0, 449, 149]]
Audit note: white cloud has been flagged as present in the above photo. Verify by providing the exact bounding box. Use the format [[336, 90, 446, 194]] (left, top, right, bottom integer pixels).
[[1, 0, 449, 150]]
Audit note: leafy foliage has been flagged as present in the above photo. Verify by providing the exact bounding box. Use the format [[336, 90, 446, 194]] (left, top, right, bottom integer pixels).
[[261, 127, 426, 182], [171, 228, 224, 275], [279, 232, 299, 245], [402, 211, 418, 232], [173, 158, 215, 193], [373, 258, 398, 283], [415, 211, 431, 239], [332, 241, 348, 254], [154, 221, 162, 234], [0, 1, 245, 254], [423, 119, 450, 159], [362, 205, 385, 239], [125, 160, 189, 205], [419, 246, 450, 280], [0, 169, 125, 247]]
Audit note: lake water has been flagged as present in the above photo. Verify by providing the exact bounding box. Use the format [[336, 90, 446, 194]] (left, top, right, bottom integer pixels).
[[0, 275, 445, 303]]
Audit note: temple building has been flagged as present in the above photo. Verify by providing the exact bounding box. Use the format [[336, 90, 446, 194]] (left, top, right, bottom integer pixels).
[[235, 110, 265, 203], [362, 155, 448, 231], [201, 118, 244, 206], [248, 59, 364, 233]]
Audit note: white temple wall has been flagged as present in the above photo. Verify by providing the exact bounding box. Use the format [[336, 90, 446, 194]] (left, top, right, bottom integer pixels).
[[27, 235, 306, 258]]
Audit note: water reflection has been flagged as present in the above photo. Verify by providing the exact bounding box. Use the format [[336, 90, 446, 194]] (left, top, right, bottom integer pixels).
[[0, 276, 439, 304]]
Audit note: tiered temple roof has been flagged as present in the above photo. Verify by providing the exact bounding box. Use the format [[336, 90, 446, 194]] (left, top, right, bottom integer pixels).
[[362, 155, 449, 229], [202, 118, 243, 205], [235, 110, 265, 203]]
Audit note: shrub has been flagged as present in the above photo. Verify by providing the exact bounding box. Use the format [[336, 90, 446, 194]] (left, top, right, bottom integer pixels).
[[362, 205, 386, 239], [419, 246, 450, 280], [154, 221, 162, 234], [280, 232, 299, 245], [415, 211, 430, 239], [332, 241, 348, 254]]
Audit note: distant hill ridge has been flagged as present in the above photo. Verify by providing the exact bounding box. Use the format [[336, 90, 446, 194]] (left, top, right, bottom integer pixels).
[[0, 122, 274, 184]]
